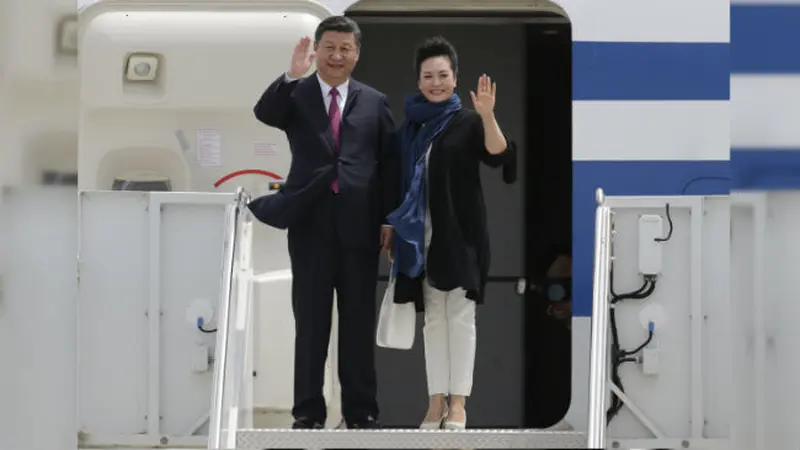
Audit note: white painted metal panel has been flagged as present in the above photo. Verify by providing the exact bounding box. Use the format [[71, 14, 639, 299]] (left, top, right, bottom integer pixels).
[[0, 186, 78, 450], [158, 199, 230, 434], [565, 197, 731, 450], [77, 191, 150, 437], [76, 190, 232, 447]]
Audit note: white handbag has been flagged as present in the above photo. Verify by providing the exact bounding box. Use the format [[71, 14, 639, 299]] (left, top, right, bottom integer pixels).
[[376, 270, 416, 350]]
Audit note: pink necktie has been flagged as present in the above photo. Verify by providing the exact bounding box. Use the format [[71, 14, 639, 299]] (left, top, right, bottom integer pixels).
[[329, 88, 341, 193]]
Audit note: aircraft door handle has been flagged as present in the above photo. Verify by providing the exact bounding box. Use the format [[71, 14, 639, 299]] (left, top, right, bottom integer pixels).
[[516, 277, 527, 295]]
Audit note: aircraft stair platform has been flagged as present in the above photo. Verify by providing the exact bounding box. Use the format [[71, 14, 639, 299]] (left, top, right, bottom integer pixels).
[[207, 188, 613, 449], [234, 428, 587, 449]]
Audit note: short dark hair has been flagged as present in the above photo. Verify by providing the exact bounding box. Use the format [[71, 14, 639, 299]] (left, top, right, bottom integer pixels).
[[314, 16, 362, 48], [414, 36, 459, 78]]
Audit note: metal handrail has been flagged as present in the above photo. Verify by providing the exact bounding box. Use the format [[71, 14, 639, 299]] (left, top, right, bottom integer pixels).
[[208, 187, 248, 450], [587, 188, 613, 449], [209, 186, 612, 448]]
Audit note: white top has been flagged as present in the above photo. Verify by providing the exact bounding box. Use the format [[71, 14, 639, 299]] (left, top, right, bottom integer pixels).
[[423, 144, 433, 260]]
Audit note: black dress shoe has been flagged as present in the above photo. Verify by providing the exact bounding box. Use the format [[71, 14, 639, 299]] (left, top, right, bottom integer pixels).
[[287, 419, 324, 450], [346, 415, 381, 429], [291, 418, 324, 429]]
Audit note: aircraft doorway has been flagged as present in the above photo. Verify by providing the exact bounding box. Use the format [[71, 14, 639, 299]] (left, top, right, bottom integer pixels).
[[347, 7, 573, 429]]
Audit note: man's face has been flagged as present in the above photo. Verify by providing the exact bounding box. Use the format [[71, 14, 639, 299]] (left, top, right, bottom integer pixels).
[[314, 31, 360, 83]]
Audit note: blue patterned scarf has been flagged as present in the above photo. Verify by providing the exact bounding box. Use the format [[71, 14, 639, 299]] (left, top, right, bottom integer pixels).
[[387, 92, 462, 279]]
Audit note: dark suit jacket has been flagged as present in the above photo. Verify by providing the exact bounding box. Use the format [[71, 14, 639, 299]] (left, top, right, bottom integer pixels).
[[249, 73, 398, 249]]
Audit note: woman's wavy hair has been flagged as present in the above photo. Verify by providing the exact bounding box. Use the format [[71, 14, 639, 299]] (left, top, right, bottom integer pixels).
[[414, 36, 459, 79]]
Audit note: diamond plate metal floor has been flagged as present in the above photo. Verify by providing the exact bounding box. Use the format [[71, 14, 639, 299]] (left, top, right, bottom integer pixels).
[[235, 428, 587, 449]]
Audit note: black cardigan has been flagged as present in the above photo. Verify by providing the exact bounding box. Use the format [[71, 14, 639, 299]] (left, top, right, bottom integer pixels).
[[393, 108, 518, 312]]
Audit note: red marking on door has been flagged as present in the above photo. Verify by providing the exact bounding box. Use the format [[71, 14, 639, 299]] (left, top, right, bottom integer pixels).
[[213, 169, 283, 188]]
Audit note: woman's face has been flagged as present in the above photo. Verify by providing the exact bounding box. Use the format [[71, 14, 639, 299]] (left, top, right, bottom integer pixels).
[[418, 56, 457, 103]]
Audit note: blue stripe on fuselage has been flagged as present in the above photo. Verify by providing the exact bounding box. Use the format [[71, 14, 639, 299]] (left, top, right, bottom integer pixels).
[[573, 42, 729, 101], [732, 4, 800, 74]]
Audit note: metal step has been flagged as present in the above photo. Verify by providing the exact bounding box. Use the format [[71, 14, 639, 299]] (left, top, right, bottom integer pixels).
[[235, 428, 587, 448]]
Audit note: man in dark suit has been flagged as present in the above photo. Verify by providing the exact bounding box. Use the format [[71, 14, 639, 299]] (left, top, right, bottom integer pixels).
[[249, 16, 398, 430]]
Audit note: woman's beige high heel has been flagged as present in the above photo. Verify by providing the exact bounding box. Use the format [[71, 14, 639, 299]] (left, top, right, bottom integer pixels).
[[443, 410, 466, 430], [420, 406, 448, 430]]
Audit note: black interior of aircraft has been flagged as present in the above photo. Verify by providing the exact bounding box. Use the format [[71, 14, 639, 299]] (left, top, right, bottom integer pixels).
[[347, 10, 573, 429], [523, 21, 572, 428]]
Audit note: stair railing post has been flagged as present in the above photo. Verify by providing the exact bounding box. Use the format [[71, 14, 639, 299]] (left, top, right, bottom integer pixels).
[[208, 187, 246, 450], [587, 188, 612, 449]]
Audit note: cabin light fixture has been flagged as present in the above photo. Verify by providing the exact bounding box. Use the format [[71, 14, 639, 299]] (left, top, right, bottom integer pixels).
[[125, 53, 159, 81], [56, 15, 79, 55]]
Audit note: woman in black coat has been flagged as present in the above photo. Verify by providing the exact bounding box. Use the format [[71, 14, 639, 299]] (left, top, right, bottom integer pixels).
[[387, 36, 517, 430]]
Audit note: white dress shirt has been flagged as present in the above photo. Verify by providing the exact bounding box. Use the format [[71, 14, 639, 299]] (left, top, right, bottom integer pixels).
[[284, 72, 348, 113]]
